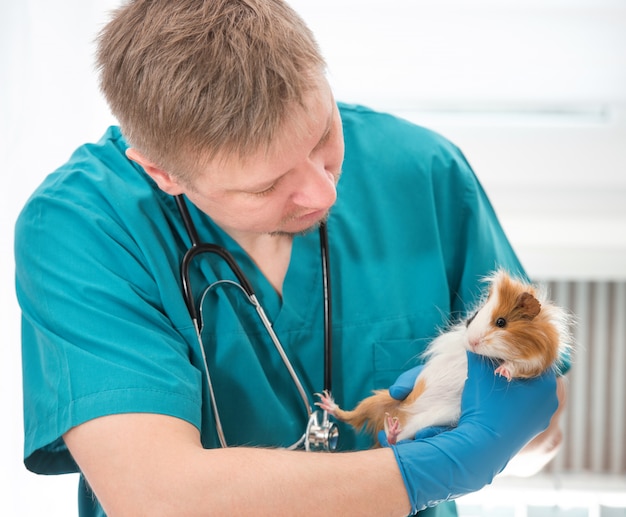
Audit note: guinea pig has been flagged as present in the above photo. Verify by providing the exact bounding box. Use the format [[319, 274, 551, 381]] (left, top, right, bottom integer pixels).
[[315, 269, 572, 445]]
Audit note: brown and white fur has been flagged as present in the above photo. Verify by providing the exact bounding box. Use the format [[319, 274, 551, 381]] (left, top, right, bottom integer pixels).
[[316, 270, 572, 445]]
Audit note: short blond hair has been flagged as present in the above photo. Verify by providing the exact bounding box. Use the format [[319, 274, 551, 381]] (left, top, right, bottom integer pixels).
[[97, 0, 325, 178]]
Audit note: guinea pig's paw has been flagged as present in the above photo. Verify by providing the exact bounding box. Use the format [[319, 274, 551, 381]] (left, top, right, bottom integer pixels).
[[385, 413, 401, 446], [494, 364, 513, 381], [314, 390, 338, 414]]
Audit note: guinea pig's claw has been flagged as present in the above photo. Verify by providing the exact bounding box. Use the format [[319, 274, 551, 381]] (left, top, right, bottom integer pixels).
[[495, 365, 512, 381], [314, 390, 337, 413]]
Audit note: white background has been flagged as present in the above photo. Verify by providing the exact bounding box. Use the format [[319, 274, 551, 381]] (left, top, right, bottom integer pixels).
[[2, 1, 625, 514]]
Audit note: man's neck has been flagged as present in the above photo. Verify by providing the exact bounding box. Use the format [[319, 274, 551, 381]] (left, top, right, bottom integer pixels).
[[233, 232, 294, 297]]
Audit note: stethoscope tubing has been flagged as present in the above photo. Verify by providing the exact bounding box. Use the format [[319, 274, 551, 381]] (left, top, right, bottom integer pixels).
[[319, 217, 332, 394], [174, 195, 333, 449], [176, 195, 255, 323]]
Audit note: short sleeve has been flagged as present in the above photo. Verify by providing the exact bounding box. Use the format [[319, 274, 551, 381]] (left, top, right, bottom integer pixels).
[[16, 142, 203, 474]]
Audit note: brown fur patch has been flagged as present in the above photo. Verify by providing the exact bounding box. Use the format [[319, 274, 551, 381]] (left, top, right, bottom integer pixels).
[[515, 292, 541, 320], [491, 273, 560, 376], [401, 377, 427, 407]]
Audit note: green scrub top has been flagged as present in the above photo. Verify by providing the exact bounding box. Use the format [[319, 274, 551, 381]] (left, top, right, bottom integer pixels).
[[16, 103, 524, 516]]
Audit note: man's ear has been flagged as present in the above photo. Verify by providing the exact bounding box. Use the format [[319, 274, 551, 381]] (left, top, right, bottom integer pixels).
[[126, 148, 185, 195]]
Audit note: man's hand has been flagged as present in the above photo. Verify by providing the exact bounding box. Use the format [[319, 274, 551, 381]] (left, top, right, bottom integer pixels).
[[389, 352, 558, 513]]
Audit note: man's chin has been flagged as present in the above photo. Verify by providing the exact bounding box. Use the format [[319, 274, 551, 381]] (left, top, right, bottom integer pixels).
[[271, 210, 329, 237]]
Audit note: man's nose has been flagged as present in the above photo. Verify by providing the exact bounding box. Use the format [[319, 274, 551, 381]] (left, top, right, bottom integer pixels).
[[289, 160, 337, 209]]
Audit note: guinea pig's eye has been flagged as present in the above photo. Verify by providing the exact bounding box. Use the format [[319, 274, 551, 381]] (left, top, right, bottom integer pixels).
[[495, 317, 507, 328]]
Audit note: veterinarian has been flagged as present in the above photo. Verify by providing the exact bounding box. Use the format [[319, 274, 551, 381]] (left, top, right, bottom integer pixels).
[[15, 1, 566, 515]]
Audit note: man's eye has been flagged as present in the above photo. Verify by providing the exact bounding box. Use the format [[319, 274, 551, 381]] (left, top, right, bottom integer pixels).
[[251, 184, 277, 196]]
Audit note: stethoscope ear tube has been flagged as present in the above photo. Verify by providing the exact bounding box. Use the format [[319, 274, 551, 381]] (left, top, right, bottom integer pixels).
[[176, 195, 256, 324], [180, 248, 200, 322], [319, 221, 332, 394], [175, 195, 201, 246]]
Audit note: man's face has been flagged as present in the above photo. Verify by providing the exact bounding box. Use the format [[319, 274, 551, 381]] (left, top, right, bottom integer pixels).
[[181, 80, 344, 241]]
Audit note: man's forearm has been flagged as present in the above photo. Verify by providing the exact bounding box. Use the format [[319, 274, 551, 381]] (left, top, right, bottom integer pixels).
[[65, 413, 411, 516]]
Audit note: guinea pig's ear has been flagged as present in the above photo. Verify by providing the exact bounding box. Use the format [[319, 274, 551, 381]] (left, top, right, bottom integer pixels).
[[515, 292, 541, 320]]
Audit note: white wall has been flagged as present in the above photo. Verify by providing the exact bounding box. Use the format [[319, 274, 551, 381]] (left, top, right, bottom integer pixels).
[[1, 2, 119, 514], [294, 0, 626, 281], [2, 1, 624, 514]]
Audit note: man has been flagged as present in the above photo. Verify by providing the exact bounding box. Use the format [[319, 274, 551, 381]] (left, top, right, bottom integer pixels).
[[16, 0, 564, 515]]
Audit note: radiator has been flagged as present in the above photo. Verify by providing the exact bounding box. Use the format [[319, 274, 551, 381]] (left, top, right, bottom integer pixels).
[[545, 280, 626, 475]]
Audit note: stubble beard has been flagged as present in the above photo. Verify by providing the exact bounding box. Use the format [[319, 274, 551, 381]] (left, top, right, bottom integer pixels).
[[269, 209, 330, 238]]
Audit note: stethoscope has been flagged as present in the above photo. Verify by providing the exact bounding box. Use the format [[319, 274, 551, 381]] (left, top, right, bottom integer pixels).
[[175, 194, 338, 452]]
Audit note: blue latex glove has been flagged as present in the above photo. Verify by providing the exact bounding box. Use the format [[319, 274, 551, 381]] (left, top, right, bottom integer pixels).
[[388, 365, 424, 400], [390, 352, 558, 513]]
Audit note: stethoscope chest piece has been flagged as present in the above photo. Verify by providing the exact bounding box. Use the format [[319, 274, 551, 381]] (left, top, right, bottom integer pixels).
[[305, 409, 338, 452]]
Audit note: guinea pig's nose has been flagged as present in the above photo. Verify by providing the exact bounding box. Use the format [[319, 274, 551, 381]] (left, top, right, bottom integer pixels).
[[467, 336, 480, 350]]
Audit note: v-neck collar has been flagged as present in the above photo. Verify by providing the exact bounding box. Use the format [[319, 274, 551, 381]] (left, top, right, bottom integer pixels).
[[242, 229, 322, 330], [276, 229, 323, 330], [187, 199, 323, 330]]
